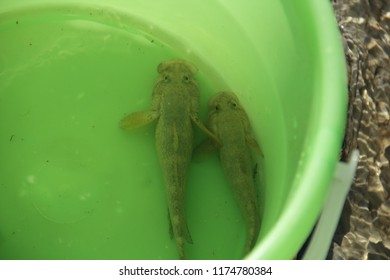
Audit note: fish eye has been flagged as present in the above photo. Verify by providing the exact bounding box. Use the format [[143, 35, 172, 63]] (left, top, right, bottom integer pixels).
[[230, 101, 237, 109], [163, 75, 169, 82], [182, 75, 190, 83]]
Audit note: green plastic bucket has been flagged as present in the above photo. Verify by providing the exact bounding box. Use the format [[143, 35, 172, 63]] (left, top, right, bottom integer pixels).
[[0, 0, 347, 259]]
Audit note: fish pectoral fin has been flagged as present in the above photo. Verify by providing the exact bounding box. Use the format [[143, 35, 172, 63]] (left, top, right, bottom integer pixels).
[[119, 110, 159, 130], [184, 223, 193, 245], [190, 114, 221, 146], [167, 209, 193, 244], [246, 136, 264, 158], [193, 139, 217, 162]]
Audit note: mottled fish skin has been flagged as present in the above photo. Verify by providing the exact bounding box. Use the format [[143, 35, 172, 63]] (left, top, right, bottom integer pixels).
[[206, 91, 261, 256], [120, 59, 218, 259]]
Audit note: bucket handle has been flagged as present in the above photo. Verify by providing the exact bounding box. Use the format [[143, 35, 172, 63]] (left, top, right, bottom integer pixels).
[[302, 149, 359, 260]]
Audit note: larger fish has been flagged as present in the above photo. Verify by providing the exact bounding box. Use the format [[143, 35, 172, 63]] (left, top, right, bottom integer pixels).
[[120, 59, 219, 259], [200, 91, 262, 256]]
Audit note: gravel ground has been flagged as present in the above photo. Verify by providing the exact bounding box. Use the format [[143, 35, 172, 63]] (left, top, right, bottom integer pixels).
[[329, 0, 390, 260]]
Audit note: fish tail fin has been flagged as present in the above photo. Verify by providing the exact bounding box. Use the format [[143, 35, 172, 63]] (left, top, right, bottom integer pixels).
[[175, 234, 189, 260], [167, 209, 193, 259], [178, 222, 193, 260], [167, 209, 193, 244], [244, 224, 259, 255], [243, 201, 261, 256], [178, 238, 186, 260]]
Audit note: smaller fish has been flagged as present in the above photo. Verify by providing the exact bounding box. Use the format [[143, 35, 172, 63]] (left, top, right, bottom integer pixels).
[[197, 91, 262, 256]]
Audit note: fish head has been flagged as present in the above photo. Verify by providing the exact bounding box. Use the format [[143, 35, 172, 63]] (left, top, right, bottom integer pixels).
[[208, 91, 242, 116], [207, 91, 244, 135], [156, 59, 198, 86]]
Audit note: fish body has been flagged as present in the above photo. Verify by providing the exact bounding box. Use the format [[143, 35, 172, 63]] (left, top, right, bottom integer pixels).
[[120, 60, 218, 259], [206, 91, 261, 256], [154, 61, 197, 260]]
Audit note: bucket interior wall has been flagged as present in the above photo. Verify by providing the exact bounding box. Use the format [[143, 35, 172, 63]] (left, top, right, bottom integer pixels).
[[0, 0, 347, 259]]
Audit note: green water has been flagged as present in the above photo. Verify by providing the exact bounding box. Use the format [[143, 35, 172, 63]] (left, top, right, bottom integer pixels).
[[0, 6, 257, 259]]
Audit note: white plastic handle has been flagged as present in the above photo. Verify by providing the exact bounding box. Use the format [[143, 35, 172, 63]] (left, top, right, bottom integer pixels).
[[302, 149, 359, 260]]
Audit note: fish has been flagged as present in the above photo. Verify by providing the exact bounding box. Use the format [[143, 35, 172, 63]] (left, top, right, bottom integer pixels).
[[120, 59, 219, 259], [197, 91, 262, 256]]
